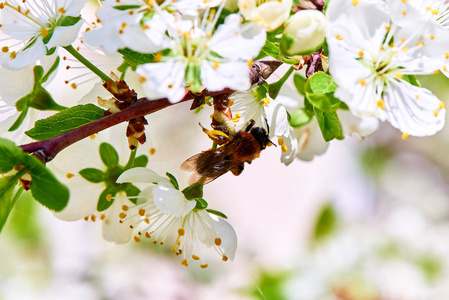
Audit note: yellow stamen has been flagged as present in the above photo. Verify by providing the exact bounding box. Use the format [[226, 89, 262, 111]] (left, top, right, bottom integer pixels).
[[377, 100, 385, 110]]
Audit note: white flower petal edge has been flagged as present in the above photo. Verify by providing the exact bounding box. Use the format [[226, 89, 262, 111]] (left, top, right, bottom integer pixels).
[[197, 211, 237, 261], [265, 101, 298, 165], [117, 167, 169, 184]]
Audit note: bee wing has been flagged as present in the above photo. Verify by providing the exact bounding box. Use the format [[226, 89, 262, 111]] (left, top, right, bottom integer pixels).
[[180, 153, 201, 172], [181, 148, 244, 186]]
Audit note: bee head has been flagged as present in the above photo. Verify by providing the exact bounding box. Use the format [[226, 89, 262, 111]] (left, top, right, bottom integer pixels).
[[250, 127, 272, 149]]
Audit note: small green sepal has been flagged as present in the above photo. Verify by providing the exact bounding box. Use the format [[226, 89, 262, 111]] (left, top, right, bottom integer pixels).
[[206, 208, 228, 219], [99, 143, 120, 168], [166, 172, 179, 190], [79, 168, 105, 183], [194, 198, 208, 210], [182, 185, 204, 200]]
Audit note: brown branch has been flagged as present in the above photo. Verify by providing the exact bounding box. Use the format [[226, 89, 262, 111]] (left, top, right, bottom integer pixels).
[[19, 59, 282, 162]]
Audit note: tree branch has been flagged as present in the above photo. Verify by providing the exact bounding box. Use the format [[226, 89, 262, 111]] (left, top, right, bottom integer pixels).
[[19, 59, 282, 161]]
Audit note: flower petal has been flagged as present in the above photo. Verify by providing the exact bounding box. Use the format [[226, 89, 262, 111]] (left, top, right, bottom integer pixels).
[[384, 81, 445, 136], [102, 197, 135, 244], [117, 167, 169, 184], [153, 182, 196, 217]]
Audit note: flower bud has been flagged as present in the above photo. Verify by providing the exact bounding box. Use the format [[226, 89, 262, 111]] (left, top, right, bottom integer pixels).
[[238, 0, 292, 32], [280, 10, 327, 56]]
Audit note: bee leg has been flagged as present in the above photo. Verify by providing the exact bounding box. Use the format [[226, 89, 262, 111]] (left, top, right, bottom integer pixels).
[[230, 163, 245, 176], [199, 123, 231, 145], [244, 119, 256, 132]]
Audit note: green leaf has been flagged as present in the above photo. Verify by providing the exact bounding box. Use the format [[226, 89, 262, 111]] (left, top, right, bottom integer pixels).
[[306, 71, 338, 94], [97, 187, 116, 211], [79, 168, 105, 183], [289, 108, 313, 128], [305, 72, 341, 112], [25, 104, 105, 140], [206, 208, 227, 219], [256, 39, 280, 60], [194, 198, 208, 210], [118, 48, 154, 70], [307, 93, 340, 112], [314, 107, 344, 142], [99, 143, 119, 168], [59, 16, 81, 26], [25, 155, 69, 211], [166, 172, 179, 190], [312, 202, 338, 243], [182, 185, 203, 200], [0, 138, 69, 212], [0, 138, 26, 173], [0, 176, 21, 232], [293, 73, 306, 96], [132, 155, 149, 168]]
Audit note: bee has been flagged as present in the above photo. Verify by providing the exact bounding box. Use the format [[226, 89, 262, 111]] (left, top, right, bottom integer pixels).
[[181, 120, 274, 186]]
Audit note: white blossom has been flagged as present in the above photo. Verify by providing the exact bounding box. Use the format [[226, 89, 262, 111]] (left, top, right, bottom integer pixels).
[[83, 1, 169, 54], [47, 124, 150, 244], [326, 0, 446, 137], [0, 0, 87, 69], [136, 11, 265, 103], [117, 167, 238, 267]]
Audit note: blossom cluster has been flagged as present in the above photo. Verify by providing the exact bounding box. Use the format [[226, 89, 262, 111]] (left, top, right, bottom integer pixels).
[[0, 0, 448, 268]]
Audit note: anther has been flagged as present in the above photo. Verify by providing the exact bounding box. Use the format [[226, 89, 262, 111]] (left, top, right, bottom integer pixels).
[[215, 238, 222, 246], [178, 228, 185, 236], [376, 100, 385, 110]]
